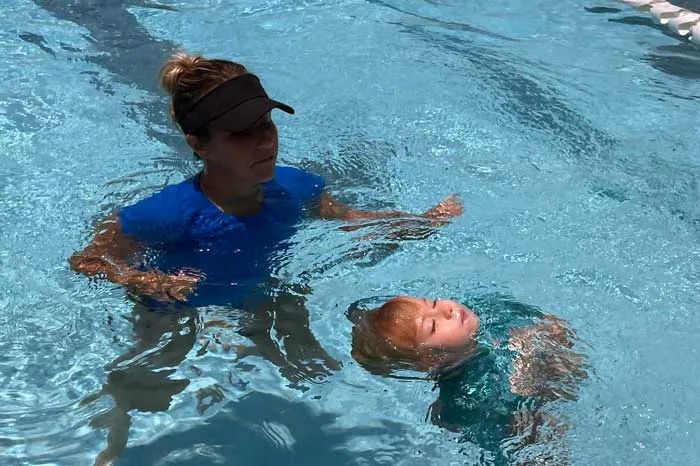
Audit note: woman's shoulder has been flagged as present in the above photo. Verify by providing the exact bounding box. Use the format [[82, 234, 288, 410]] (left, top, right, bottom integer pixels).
[[123, 177, 201, 214], [272, 165, 325, 202], [117, 177, 203, 244], [274, 165, 324, 184]]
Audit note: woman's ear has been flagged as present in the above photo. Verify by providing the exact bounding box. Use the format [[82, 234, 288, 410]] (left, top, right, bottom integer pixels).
[[186, 134, 208, 160]]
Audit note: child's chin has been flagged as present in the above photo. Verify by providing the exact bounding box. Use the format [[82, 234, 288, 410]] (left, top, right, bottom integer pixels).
[[464, 314, 480, 334], [438, 338, 475, 351]]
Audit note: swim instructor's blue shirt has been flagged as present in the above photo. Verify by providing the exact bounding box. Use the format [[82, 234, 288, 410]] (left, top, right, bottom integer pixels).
[[118, 166, 324, 307]]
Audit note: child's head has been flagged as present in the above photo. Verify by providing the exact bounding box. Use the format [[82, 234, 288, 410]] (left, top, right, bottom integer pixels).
[[350, 296, 480, 374]]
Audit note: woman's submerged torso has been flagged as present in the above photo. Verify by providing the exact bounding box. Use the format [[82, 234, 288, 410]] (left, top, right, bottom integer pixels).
[[118, 166, 325, 307]]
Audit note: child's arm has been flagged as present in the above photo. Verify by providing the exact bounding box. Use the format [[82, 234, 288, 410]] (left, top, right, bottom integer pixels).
[[507, 315, 588, 401], [508, 406, 571, 465], [505, 316, 586, 465]]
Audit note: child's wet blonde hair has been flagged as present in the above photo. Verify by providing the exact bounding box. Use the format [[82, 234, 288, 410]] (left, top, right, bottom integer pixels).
[[350, 297, 474, 377], [358, 297, 420, 347]]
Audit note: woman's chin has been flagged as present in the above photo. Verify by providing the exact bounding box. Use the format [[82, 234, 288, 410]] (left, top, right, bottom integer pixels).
[[252, 166, 275, 183], [251, 160, 276, 182]]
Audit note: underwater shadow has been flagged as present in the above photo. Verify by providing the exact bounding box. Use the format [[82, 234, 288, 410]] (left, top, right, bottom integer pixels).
[[646, 43, 700, 79], [388, 21, 617, 163], [607, 14, 700, 80], [31, 0, 199, 170], [116, 390, 412, 466]]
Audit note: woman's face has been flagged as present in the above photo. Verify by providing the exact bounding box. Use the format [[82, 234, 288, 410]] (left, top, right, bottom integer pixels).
[[196, 112, 279, 184], [390, 296, 480, 349]]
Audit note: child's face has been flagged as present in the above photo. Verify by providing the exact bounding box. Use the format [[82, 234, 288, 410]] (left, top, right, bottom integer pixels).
[[391, 297, 480, 349]]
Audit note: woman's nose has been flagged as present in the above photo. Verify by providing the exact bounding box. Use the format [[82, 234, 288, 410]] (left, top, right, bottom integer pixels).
[[256, 123, 277, 149], [257, 133, 275, 149]]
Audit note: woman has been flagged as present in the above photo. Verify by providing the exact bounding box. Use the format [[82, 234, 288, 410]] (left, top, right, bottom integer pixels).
[[69, 52, 463, 306]]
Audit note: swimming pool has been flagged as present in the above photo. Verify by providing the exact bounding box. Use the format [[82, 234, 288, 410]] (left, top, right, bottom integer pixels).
[[2, 0, 700, 464]]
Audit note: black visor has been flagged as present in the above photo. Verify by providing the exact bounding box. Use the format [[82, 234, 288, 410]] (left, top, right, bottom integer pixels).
[[177, 73, 295, 134]]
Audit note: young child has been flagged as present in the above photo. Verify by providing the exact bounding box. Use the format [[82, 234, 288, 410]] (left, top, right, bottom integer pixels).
[[349, 295, 588, 465]]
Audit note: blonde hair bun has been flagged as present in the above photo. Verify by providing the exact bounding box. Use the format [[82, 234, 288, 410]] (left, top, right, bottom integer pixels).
[[160, 52, 204, 97]]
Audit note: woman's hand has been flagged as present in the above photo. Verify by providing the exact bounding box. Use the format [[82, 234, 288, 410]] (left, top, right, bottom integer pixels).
[[423, 194, 464, 221], [125, 270, 201, 302]]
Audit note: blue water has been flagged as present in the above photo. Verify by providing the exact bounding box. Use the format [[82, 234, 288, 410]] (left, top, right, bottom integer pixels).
[[2, 0, 700, 465]]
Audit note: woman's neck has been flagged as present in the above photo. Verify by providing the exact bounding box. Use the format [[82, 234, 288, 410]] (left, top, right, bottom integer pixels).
[[199, 169, 263, 216]]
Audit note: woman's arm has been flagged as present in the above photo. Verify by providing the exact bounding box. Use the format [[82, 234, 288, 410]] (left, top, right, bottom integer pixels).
[[317, 192, 464, 243], [317, 191, 463, 222], [69, 214, 199, 302]]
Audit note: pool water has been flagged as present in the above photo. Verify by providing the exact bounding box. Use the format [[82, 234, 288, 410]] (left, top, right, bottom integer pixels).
[[2, 0, 700, 465]]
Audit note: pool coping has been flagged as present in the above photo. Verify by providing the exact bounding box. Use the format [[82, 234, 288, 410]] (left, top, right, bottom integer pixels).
[[619, 0, 700, 44]]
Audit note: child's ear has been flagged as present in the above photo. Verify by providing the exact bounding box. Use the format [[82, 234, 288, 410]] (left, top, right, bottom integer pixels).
[[346, 301, 368, 324]]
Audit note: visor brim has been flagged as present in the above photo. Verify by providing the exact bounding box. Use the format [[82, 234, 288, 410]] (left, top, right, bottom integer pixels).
[[207, 97, 295, 134]]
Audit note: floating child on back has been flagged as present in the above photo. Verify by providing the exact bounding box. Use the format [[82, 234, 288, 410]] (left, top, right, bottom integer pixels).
[[349, 295, 588, 465]]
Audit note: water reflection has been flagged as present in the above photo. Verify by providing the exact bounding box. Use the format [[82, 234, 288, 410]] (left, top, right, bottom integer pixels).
[[81, 288, 341, 465], [117, 391, 413, 466]]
